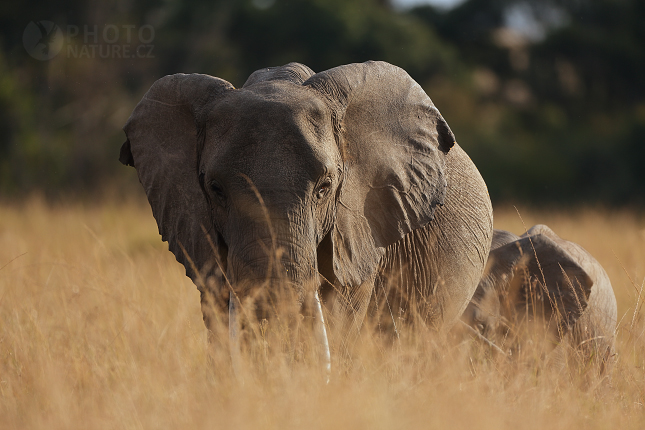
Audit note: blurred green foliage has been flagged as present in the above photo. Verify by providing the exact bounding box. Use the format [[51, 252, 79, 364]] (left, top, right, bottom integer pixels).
[[0, 0, 643, 204]]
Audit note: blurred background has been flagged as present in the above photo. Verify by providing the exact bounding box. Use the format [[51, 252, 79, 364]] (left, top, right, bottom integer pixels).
[[1, 0, 643, 204]]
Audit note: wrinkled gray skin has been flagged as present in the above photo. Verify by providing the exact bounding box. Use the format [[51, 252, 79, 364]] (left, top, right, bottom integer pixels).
[[119, 61, 493, 358], [463, 225, 617, 368]]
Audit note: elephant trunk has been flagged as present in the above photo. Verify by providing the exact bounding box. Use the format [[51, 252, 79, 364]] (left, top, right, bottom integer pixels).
[[226, 244, 331, 380], [227, 289, 331, 381]]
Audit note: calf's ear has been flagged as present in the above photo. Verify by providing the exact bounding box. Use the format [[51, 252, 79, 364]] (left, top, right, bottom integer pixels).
[[491, 234, 593, 335]]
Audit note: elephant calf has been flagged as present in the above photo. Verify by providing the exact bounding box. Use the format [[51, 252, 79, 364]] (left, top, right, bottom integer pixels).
[[462, 225, 617, 371]]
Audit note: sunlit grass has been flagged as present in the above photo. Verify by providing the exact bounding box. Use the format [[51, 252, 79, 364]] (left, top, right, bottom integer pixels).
[[1, 197, 644, 429]]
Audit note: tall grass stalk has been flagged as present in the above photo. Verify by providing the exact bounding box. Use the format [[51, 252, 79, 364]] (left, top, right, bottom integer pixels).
[[0, 198, 644, 429]]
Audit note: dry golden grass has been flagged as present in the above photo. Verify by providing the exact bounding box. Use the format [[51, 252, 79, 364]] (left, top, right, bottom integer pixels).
[[1, 197, 644, 429]]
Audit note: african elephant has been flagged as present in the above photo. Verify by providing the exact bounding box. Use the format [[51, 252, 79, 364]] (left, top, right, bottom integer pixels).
[[462, 225, 617, 371], [119, 61, 493, 372]]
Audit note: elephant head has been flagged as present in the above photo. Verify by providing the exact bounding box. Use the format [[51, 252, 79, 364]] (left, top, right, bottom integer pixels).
[[463, 229, 593, 346], [120, 61, 456, 371]]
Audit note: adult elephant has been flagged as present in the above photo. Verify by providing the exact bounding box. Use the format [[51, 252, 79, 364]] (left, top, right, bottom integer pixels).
[[119, 61, 493, 372]]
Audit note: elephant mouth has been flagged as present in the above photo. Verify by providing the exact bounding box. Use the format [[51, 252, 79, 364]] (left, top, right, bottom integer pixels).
[[212, 232, 330, 379], [225, 274, 331, 382]]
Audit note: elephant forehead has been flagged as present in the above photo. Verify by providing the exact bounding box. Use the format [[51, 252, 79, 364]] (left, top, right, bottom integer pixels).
[[212, 82, 330, 135], [200, 85, 340, 190], [208, 86, 335, 151]]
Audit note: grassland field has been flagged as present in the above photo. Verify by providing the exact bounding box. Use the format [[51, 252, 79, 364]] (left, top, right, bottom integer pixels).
[[1, 196, 644, 429]]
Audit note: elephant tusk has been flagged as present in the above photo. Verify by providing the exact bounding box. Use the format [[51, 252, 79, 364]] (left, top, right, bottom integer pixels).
[[459, 320, 508, 356], [312, 289, 331, 382], [229, 291, 244, 381]]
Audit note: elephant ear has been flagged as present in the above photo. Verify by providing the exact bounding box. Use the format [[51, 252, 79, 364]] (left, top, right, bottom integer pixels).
[[304, 61, 455, 287], [491, 229, 520, 250], [120, 73, 234, 285], [243, 62, 315, 87], [488, 234, 593, 335]]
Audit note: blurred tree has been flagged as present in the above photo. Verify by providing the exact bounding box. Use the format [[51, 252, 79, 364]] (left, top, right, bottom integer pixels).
[[0, 0, 642, 204], [225, 0, 459, 83], [409, 0, 645, 203]]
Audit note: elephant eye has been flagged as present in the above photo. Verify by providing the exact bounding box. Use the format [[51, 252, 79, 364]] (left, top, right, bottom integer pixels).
[[209, 181, 226, 201], [316, 178, 332, 199]]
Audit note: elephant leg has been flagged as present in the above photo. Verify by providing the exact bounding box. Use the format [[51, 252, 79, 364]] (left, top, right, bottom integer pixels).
[[199, 275, 232, 370], [228, 291, 244, 380], [200, 283, 229, 344], [199, 283, 237, 374]]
